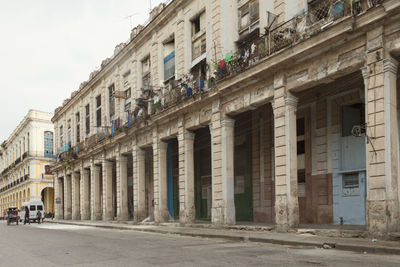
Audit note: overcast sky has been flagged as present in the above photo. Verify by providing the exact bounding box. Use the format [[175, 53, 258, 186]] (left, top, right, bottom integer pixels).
[[0, 0, 164, 142]]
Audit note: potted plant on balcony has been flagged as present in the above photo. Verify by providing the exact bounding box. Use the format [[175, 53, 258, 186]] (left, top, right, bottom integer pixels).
[[352, 0, 362, 15]]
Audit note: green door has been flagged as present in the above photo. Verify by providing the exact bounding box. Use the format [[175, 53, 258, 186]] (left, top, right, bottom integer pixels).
[[234, 113, 253, 222], [194, 128, 212, 220]]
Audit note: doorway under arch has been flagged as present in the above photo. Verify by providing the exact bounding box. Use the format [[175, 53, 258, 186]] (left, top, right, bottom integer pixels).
[[41, 187, 54, 214]]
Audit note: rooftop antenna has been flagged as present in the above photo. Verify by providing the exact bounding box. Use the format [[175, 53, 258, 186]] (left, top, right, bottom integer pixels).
[[124, 13, 139, 28]]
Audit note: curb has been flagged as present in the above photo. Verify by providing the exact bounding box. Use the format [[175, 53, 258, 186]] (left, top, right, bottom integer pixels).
[[45, 221, 400, 255]]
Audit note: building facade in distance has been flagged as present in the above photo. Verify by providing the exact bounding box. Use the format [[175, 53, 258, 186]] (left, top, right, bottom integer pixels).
[[51, 0, 400, 235], [0, 110, 55, 216]]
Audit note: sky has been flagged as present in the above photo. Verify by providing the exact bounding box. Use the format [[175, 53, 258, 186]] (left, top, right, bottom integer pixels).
[[0, 0, 165, 142]]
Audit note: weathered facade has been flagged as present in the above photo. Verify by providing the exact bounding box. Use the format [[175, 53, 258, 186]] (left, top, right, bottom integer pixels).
[[0, 110, 55, 215], [51, 0, 400, 235]]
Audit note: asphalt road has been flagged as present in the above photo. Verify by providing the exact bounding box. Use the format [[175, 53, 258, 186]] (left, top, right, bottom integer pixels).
[[0, 220, 399, 267]]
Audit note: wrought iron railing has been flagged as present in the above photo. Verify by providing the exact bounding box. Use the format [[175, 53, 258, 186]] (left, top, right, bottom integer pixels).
[[214, 0, 375, 83]]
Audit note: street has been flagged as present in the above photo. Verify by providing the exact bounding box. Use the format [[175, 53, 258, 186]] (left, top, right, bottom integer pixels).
[[0, 221, 399, 267]]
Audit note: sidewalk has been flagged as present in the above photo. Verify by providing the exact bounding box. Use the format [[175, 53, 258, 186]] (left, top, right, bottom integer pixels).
[[46, 220, 400, 255]]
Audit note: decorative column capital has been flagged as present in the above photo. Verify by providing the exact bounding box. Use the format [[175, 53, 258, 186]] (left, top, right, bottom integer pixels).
[[137, 148, 146, 157], [102, 160, 113, 167], [361, 66, 368, 80], [117, 155, 128, 162], [159, 141, 168, 150], [284, 95, 298, 108], [383, 58, 399, 74], [274, 73, 286, 89], [184, 131, 195, 141], [221, 118, 235, 128], [91, 164, 101, 171]]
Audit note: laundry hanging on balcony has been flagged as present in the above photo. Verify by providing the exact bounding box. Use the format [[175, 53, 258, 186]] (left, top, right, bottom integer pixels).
[[225, 51, 233, 63], [186, 86, 193, 97]]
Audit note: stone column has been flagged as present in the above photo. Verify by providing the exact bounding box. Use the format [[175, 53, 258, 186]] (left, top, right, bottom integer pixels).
[[210, 100, 224, 225], [64, 174, 72, 220], [181, 131, 195, 223], [54, 175, 63, 220], [71, 172, 80, 220], [81, 168, 90, 220], [382, 58, 400, 232], [364, 48, 400, 233], [91, 163, 102, 220], [157, 141, 169, 222], [103, 160, 113, 221], [273, 73, 299, 231], [117, 155, 129, 221], [134, 147, 146, 222], [221, 118, 236, 225]]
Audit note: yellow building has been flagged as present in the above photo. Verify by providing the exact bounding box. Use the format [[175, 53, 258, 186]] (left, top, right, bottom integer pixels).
[[0, 110, 55, 216]]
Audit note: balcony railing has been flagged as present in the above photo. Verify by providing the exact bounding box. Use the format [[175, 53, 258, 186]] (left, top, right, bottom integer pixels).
[[137, 0, 377, 118], [213, 0, 376, 83], [50, 1, 382, 158], [0, 174, 30, 193], [0, 151, 56, 176]]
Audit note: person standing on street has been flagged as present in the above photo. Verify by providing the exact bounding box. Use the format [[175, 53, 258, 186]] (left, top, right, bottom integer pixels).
[[24, 207, 30, 225], [36, 210, 42, 224]]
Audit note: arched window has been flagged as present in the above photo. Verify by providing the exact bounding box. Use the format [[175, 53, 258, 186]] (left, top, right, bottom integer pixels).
[[44, 131, 54, 157]]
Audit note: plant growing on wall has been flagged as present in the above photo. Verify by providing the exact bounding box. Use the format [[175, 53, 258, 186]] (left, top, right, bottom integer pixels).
[[0, 141, 6, 149], [351, 0, 362, 15]]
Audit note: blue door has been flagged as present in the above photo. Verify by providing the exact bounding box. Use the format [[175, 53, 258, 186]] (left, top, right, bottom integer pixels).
[[334, 104, 366, 225]]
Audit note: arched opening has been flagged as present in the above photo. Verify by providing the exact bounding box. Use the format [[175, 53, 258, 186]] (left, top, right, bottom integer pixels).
[[41, 187, 54, 215]]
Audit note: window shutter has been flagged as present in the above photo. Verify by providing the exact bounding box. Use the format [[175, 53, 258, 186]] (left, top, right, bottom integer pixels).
[[249, 1, 259, 24], [240, 7, 249, 30]]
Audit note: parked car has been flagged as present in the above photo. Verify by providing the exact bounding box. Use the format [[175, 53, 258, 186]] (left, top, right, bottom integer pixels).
[[20, 200, 45, 223], [7, 206, 19, 225]]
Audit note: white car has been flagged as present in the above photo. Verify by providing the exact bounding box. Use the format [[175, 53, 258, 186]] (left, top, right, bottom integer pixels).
[[20, 200, 45, 223]]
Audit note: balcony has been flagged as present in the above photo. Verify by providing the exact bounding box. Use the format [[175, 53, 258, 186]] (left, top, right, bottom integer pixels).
[[131, 0, 378, 122], [213, 0, 376, 83], [0, 175, 30, 193]]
